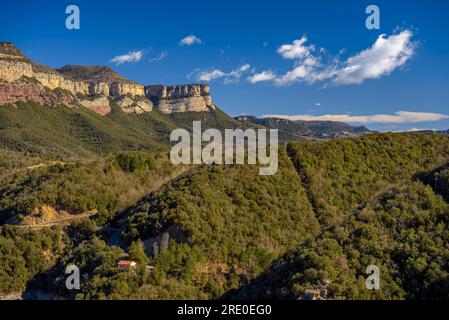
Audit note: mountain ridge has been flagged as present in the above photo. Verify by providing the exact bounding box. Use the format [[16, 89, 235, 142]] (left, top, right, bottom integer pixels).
[[0, 42, 214, 115], [234, 115, 371, 140]]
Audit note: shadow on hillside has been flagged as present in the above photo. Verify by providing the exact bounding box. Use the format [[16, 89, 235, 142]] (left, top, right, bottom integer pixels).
[[220, 250, 302, 300], [414, 162, 449, 203], [22, 262, 69, 300]]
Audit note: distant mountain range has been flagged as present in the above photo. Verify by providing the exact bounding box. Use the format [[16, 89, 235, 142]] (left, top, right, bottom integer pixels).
[[234, 115, 371, 140]]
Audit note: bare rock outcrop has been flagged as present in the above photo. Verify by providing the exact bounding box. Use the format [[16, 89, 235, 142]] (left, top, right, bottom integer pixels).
[[80, 96, 111, 116], [57, 65, 145, 97], [0, 42, 215, 115], [0, 81, 52, 106], [143, 224, 185, 256], [116, 95, 153, 114], [0, 77, 77, 107], [145, 84, 214, 113], [0, 44, 145, 100]]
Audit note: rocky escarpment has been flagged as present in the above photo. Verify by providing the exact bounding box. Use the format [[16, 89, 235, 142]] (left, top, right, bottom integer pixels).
[[145, 84, 214, 113], [0, 42, 90, 95], [0, 81, 59, 107], [0, 42, 150, 115], [0, 43, 144, 98], [55, 65, 152, 115], [57, 65, 145, 97], [0, 42, 214, 115]]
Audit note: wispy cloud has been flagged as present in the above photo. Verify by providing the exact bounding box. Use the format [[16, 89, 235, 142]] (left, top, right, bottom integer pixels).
[[247, 70, 276, 83], [110, 50, 144, 65], [277, 36, 314, 60], [179, 34, 202, 46], [248, 29, 417, 87], [149, 51, 168, 62], [197, 64, 251, 83], [261, 111, 449, 124], [408, 128, 436, 132], [198, 69, 226, 81]]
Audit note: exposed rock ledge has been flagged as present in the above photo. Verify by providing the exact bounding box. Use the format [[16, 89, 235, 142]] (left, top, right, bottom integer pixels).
[[0, 42, 214, 115], [145, 84, 214, 113], [80, 96, 111, 116]]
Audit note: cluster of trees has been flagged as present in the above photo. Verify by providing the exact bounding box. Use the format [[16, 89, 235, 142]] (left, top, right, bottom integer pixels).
[[116, 152, 156, 172], [0, 226, 67, 294], [39, 227, 207, 300]]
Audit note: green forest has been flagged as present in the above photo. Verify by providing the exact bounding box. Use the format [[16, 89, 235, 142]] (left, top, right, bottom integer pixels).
[[1, 101, 449, 300]]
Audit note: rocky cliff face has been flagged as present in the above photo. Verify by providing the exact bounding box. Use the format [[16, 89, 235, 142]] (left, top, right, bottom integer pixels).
[[57, 65, 145, 97], [0, 81, 57, 107], [145, 84, 214, 113], [0, 43, 145, 99], [0, 42, 90, 95], [0, 42, 213, 115], [80, 96, 112, 116]]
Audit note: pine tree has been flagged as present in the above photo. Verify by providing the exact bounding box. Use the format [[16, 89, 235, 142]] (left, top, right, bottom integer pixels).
[[128, 240, 149, 266]]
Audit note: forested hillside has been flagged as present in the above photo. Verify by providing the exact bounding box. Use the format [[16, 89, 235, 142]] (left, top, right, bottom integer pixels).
[[28, 150, 319, 299], [0, 101, 252, 158], [1, 100, 449, 300], [226, 133, 449, 300], [287, 133, 449, 225]]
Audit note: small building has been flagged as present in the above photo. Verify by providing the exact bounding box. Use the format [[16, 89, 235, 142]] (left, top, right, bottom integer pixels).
[[117, 260, 137, 271]]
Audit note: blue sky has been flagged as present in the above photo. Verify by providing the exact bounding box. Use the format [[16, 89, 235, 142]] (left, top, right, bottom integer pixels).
[[1, 0, 448, 131]]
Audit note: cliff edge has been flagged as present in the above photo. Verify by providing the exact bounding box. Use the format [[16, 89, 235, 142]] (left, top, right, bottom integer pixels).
[[0, 42, 214, 115]]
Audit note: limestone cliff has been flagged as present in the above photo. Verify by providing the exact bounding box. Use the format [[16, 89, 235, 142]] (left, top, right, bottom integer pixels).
[[145, 84, 214, 113], [0, 42, 213, 115], [0, 42, 90, 95], [57, 65, 145, 97], [116, 95, 153, 114]]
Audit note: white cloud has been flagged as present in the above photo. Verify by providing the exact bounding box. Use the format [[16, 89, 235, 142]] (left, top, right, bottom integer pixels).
[[274, 65, 312, 85], [229, 64, 251, 77], [314, 102, 321, 107], [198, 69, 226, 81], [277, 36, 314, 60], [250, 29, 417, 87], [332, 30, 416, 85], [110, 50, 144, 65], [408, 128, 436, 132], [261, 111, 449, 124], [247, 70, 277, 83], [197, 64, 251, 83], [179, 34, 202, 46], [149, 51, 168, 62]]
